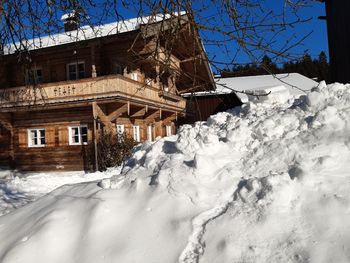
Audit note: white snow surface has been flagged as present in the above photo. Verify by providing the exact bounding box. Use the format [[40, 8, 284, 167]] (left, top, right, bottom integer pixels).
[[1, 81, 350, 262], [183, 73, 318, 103]]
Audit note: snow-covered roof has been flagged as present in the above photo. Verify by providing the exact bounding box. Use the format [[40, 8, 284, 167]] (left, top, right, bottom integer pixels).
[[3, 12, 186, 55], [183, 73, 318, 103]]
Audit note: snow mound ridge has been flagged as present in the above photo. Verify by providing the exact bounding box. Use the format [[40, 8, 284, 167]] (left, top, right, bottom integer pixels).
[[1, 82, 350, 263]]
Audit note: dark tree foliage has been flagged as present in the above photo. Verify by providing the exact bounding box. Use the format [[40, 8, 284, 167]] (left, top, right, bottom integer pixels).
[[89, 133, 136, 172], [221, 52, 330, 82]]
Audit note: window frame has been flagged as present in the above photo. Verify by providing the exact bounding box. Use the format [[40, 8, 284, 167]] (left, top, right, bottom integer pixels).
[[25, 67, 43, 85], [133, 125, 140, 142], [68, 125, 88, 145], [166, 125, 172, 137], [130, 72, 138, 81], [112, 62, 124, 75], [147, 125, 153, 141], [66, 61, 85, 80], [27, 128, 46, 147]]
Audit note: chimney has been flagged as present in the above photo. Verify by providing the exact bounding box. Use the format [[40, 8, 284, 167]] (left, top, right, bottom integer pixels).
[[61, 11, 80, 32]]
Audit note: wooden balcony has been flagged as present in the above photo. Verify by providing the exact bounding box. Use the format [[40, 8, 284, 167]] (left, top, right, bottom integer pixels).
[[0, 75, 186, 112]]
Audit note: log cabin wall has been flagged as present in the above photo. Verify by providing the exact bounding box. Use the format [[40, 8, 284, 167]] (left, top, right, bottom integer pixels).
[[0, 113, 13, 168], [11, 107, 94, 171], [0, 33, 177, 91], [181, 93, 242, 123], [0, 106, 176, 171]]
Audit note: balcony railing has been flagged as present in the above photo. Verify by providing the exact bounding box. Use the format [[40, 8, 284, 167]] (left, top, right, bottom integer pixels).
[[0, 75, 186, 111]]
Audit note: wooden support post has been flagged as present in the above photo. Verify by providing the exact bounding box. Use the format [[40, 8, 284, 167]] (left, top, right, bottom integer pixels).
[[93, 117, 99, 171], [92, 102, 99, 171], [155, 65, 160, 88]]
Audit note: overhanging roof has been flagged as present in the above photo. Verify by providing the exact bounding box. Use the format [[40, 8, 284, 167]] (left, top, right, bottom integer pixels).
[[3, 12, 187, 55]]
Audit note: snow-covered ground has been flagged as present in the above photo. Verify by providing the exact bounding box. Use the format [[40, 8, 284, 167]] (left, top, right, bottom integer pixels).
[[1, 82, 350, 263], [0, 170, 117, 216]]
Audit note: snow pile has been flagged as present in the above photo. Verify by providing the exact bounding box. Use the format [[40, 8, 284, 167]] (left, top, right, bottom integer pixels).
[[1, 82, 350, 263]]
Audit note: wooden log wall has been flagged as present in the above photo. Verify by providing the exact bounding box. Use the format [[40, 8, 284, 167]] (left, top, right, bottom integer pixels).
[[0, 113, 13, 168], [12, 107, 94, 171], [1, 105, 176, 171]]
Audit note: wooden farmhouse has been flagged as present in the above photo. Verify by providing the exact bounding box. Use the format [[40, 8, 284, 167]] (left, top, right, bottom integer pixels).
[[0, 12, 214, 171]]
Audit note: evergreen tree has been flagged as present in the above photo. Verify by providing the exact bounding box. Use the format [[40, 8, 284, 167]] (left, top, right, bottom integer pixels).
[[261, 55, 278, 74], [221, 51, 329, 82], [317, 51, 329, 82]]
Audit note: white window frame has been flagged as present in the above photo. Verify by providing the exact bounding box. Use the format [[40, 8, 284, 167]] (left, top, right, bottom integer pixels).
[[130, 72, 138, 81], [66, 61, 85, 80], [147, 125, 153, 141], [68, 125, 88, 145], [28, 128, 46, 147], [166, 125, 172, 137], [133, 125, 140, 142], [145, 78, 152, 86]]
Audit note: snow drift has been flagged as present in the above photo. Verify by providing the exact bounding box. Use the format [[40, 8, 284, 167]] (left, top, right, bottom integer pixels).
[[1, 82, 350, 263]]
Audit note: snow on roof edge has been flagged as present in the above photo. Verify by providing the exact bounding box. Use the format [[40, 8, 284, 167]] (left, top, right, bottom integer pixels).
[[3, 11, 187, 55], [182, 73, 318, 98]]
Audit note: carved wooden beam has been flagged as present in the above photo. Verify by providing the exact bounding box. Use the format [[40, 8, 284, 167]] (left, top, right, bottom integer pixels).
[[144, 108, 161, 120], [179, 84, 207, 93], [130, 106, 147, 118], [108, 103, 128, 122], [162, 113, 177, 124], [92, 102, 115, 132]]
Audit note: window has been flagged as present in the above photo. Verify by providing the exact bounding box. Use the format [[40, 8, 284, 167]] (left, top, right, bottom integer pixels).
[[112, 63, 124, 75], [116, 124, 125, 141], [25, 67, 43, 85], [133, 125, 140, 142], [67, 62, 85, 80], [116, 124, 125, 135], [28, 129, 46, 147], [147, 125, 153, 141], [166, 125, 172, 136], [145, 78, 152, 86], [68, 125, 88, 145], [130, 72, 138, 81]]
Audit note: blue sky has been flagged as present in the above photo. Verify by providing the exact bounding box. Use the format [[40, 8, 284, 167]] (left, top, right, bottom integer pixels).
[[194, 1, 329, 71], [77, 1, 328, 70]]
